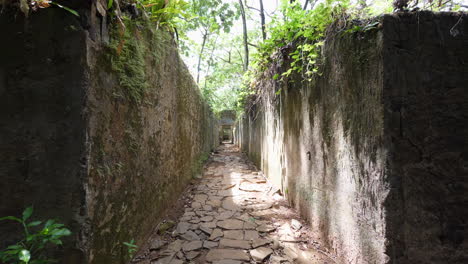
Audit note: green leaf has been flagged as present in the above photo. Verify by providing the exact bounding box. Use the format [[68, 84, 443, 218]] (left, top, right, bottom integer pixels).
[[50, 2, 80, 17], [363, 21, 380, 31], [123, 242, 138, 248], [50, 239, 63, 245], [107, 0, 113, 9], [22, 207, 33, 221], [51, 228, 71, 237], [44, 219, 55, 228], [19, 249, 31, 263], [0, 216, 22, 223], [6, 245, 23, 250], [27, 221, 42, 227]]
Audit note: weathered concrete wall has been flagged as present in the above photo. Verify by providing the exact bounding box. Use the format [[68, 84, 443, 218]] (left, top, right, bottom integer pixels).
[[237, 12, 468, 263], [0, 2, 218, 263], [0, 7, 89, 263], [85, 16, 219, 264], [383, 12, 468, 264]]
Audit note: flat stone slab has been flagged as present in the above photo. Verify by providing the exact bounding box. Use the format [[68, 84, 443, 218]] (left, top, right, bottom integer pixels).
[[244, 230, 259, 240], [207, 200, 222, 207], [216, 210, 235, 220], [152, 256, 183, 264], [243, 221, 257, 230], [224, 230, 244, 240], [222, 198, 240, 210], [250, 247, 273, 262], [218, 190, 234, 197], [284, 246, 298, 260], [183, 240, 203, 252], [256, 224, 276, 233], [186, 251, 200, 260], [201, 216, 214, 222], [219, 238, 251, 249], [209, 228, 224, 240], [150, 239, 167, 250], [203, 240, 219, 249], [180, 216, 192, 222], [252, 238, 272, 248], [194, 194, 208, 202], [167, 240, 184, 252], [200, 226, 213, 235], [180, 230, 200, 241], [176, 222, 190, 234], [239, 182, 264, 192], [209, 195, 224, 201], [191, 202, 202, 209], [201, 221, 217, 229], [190, 218, 201, 224], [270, 255, 288, 263], [217, 219, 244, 230], [212, 260, 243, 264], [205, 249, 251, 262]]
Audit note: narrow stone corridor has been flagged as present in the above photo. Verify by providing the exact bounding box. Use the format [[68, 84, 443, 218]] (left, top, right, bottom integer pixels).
[[135, 144, 337, 264]]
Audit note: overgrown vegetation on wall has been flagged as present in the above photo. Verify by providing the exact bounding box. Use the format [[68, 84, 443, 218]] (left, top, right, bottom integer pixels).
[[107, 17, 149, 103]]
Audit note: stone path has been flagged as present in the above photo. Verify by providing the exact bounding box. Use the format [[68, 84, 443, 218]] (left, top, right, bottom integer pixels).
[[134, 144, 337, 264]]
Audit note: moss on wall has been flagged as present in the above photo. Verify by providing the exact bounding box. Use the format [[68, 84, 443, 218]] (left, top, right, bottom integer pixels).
[[85, 15, 218, 264]]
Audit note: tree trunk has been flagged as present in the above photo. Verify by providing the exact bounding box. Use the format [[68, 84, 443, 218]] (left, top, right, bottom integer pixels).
[[303, 0, 310, 10], [259, 0, 266, 40], [238, 0, 249, 71], [196, 32, 208, 84], [203, 36, 219, 90]]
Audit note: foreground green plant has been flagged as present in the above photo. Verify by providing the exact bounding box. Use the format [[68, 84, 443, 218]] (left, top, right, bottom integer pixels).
[[123, 239, 138, 259], [0, 207, 71, 264]]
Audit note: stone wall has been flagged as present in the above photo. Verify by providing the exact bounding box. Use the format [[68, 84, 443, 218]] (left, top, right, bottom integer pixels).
[[237, 12, 468, 263], [0, 2, 218, 263]]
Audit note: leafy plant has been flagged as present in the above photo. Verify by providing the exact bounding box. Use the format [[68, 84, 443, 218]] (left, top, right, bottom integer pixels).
[[140, 0, 190, 31], [0, 207, 71, 264], [251, 0, 349, 81], [123, 239, 138, 259]]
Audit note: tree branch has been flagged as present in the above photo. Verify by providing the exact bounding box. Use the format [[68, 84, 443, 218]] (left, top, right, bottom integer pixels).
[[246, 5, 261, 12], [248, 42, 258, 48]]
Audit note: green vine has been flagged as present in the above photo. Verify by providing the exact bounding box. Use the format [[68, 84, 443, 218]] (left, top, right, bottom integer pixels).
[[249, 0, 350, 83]]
